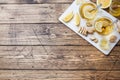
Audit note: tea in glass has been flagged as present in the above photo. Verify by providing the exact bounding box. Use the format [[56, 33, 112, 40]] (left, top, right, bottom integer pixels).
[[109, 0, 120, 17]]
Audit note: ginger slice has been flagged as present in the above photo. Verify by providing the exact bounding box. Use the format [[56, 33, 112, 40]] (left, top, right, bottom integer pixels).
[[78, 27, 88, 36], [90, 36, 98, 43], [90, 36, 96, 41], [86, 21, 93, 27], [109, 35, 117, 43], [94, 39, 98, 43], [87, 27, 95, 34]]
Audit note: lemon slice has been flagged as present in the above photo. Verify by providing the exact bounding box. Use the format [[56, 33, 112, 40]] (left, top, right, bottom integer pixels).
[[74, 13, 80, 26], [83, 6, 96, 19], [100, 39, 110, 50], [97, 0, 112, 8], [102, 20, 110, 27], [62, 11, 74, 23], [82, 3, 98, 19], [95, 21, 103, 32]]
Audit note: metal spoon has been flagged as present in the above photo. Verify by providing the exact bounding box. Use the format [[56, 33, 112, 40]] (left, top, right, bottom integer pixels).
[[89, 3, 102, 13], [109, 19, 119, 26]]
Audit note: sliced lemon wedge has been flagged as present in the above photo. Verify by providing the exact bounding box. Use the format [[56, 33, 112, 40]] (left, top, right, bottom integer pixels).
[[62, 11, 74, 23], [74, 13, 80, 26], [97, 0, 112, 9], [95, 21, 103, 32]]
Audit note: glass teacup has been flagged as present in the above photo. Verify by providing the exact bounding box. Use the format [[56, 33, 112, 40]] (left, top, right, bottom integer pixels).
[[94, 17, 114, 35], [109, 0, 120, 17]]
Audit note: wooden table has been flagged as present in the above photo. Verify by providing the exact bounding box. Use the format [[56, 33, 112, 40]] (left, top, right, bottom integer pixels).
[[0, 0, 119, 80]]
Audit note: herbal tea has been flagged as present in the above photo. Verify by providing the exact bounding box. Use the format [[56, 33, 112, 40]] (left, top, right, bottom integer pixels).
[[109, 0, 120, 17], [80, 2, 98, 20], [94, 17, 114, 35]]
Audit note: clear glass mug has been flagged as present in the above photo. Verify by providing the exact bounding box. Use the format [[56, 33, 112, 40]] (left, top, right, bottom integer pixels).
[[109, 0, 120, 17]]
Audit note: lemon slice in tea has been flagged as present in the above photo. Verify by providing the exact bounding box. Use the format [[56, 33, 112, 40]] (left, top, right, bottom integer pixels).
[[95, 21, 103, 32]]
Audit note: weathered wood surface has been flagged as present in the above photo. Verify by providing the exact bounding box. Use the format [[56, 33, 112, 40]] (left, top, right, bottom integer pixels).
[[0, 0, 119, 80], [0, 0, 73, 4], [0, 4, 119, 24], [0, 70, 119, 80], [0, 24, 119, 45], [0, 24, 91, 45], [0, 4, 69, 23], [0, 46, 119, 70]]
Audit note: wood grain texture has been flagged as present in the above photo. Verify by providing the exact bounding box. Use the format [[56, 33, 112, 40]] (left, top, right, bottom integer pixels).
[[0, 0, 119, 80], [0, 4, 119, 24], [0, 0, 73, 4], [0, 46, 119, 70], [0, 24, 89, 45], [0, 24, 119, 45], [0, 4, 69, 23], [0, 70, 119, 80]]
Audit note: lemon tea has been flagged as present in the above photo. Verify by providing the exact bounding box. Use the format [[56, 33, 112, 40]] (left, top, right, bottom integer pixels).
[[80, 2, 98, 20], [95, 17, 114, 35], [109, 0, 120, 17]]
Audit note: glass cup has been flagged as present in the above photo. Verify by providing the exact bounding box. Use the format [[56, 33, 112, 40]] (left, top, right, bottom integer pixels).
[[94, 17, 114, 35], [109, 0, 120, 17]]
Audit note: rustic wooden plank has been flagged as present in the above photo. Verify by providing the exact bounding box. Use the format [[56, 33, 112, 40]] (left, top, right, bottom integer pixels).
[[0, 46, 119, 70], [0, 4, 70, 23], [0, 24, 87, 45], [0, 70, 119, 80], [0, 4, 119, 23], [0, 0, 73, 4], [0, 24, 120, 45]]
